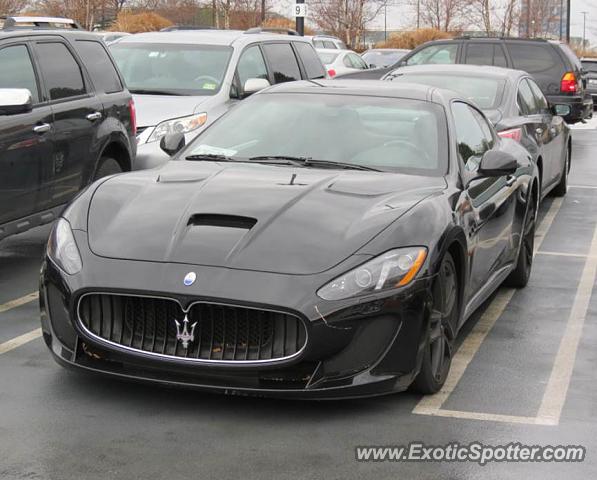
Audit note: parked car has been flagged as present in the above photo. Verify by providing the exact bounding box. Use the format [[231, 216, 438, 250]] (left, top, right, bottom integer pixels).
[[0, 29, 136, 241], [306, 34, 347, 50], [361, 48, 410, 68], [385, 65, 571, 199], [581, 58, 597, 107], [110, 29, 326, 170], [317, 48, 369, 77], [41, 80, 538, 398], [384, 37, 591, 124], [0, 16, 81, 30], [98, 31, 131, 45]]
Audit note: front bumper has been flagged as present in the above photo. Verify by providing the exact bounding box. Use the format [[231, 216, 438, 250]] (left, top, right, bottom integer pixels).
[[40, 252, 433, 399]]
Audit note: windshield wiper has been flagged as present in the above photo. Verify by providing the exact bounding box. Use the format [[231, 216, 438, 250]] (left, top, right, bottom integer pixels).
[[129, 88, 181, 96], [185, 154, 236, 162], [248, 155, 310, 166], [248, 156, 379, 171], [302, 159, 381, 171]]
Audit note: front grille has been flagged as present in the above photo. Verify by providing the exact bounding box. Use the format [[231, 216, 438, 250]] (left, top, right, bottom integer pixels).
[[77, 294, 307, 363]]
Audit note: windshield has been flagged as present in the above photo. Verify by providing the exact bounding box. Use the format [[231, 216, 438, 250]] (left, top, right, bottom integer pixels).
[[388, 73, 505, 109], [362, 51, 406, 67], [318, 52, 339, 65], [110, 43, 232, 96], [185, 93, 448, 175]]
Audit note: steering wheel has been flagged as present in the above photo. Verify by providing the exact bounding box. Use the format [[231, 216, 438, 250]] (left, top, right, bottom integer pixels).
[[382, 139, 431, 165], [194, 75, 219, 85]]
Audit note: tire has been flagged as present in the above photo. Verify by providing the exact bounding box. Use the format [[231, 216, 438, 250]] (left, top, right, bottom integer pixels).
[[411, 252, 458, 394], [94, 156, 122, 181], [552, 147, 569, 197], [504, 191, 536, 288]]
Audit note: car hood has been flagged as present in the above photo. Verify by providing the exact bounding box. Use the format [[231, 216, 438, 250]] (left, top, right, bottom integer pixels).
[[87, 162, 446, 274], [133, 94, 213, 127]]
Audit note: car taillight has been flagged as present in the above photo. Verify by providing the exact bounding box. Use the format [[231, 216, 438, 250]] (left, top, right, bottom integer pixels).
[[561, 72, 577, 93], [129, 99, 137, 136], [328, 69, 336, 78], [498, 127, 523, 142]]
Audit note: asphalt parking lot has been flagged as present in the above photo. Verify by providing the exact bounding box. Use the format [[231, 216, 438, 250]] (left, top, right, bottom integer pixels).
[[1, 124, 597, 479]]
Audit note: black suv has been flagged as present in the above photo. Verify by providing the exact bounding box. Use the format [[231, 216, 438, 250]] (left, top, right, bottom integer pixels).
[[343, 37, 591, 124], [0, 29, 136, 240]]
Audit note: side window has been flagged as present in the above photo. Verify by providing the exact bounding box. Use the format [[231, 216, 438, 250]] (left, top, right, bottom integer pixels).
[[507, 43, 564, 75], [464, 43, 494, 66], [518, 78, 538, 115], [262, 43, 301, 84], [0, 45, 39, 103], [294, 42, 325, 79], [313, 40, 325, 49], [75, 40, 122, 94], [323, 41, 336, 49], [452, 102, 493, 171], [35, 42, 85, 100], [465, 43, 508, 68], [493, 45, 508, 67], [343, 54, 352, 68], [350, 54, 368, 69], [527, 78, 549, 112], [237, 45, 268, 88], [406, 44, 458, 65]]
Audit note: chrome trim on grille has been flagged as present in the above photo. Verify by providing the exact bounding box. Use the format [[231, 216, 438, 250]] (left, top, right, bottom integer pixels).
[[76, 292, 308, 365]]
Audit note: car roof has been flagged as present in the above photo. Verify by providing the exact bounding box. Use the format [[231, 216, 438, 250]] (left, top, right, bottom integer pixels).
[[392, 64, 527, 80], [262, 79, 460, 104], [0, 28, 103, 40], [365, 48, 409, 52], [114, 29, 312, 47], [317, 48, 349, 53]]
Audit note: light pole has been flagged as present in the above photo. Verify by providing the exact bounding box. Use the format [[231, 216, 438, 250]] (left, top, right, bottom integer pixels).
[[384, 2, 387, 42], [581, 11, 589, 53], [559, 0, 564, 40]]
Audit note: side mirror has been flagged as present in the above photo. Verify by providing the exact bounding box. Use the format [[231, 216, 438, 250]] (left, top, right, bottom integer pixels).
[[0, 88, 33, 116], [368, 63, 376, 69], [551, 104, 571, 117], [243, 78, 271, 97], [160, 133, 185, 157], [478, 150, 518, 176]]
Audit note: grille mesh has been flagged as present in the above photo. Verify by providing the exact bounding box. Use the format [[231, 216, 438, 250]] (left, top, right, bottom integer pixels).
[[78, 294, 307, 362]]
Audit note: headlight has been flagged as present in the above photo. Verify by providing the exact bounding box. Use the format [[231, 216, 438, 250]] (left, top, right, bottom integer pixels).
[[317, 247, 427, 301], [47, 218, 82, 275], [147, 112, 208, 143]]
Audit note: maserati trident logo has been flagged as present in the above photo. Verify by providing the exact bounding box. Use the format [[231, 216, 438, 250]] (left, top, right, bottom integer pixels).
[[183, 271, 197, 286], [175, 315, 197, 349]]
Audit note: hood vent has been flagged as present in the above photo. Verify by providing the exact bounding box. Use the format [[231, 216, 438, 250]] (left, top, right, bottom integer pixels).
[[188, 214, 257, 230]]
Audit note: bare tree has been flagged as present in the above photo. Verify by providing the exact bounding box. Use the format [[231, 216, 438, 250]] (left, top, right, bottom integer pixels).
[[0, 0, 28, 14], [310, 0, 385, 48], [416, 0, 469, 32], [497, 0, 519, 36], [467, 0, 493, 34]]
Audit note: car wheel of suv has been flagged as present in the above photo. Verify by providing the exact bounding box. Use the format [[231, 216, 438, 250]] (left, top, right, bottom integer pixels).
[[94, 156, 122, 180], [552, 148, 569, 197], [412, 252, 457, 394], [504, 191, 536, 288]]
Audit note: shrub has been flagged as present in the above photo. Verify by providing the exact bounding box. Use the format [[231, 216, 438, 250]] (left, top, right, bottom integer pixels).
[[110, 11, 173, 33], [376, 28, 453, 49]]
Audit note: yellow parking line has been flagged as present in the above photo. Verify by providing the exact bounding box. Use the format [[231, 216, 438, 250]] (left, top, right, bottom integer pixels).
[[0, 292, 39, 314], [413, 195, 564, 421], [0, 328, 42, 355], [536, 218, 597, 425]]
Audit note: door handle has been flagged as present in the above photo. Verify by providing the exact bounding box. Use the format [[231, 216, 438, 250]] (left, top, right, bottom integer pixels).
[[505, 175, 516, 187], [33, 123, 51, 134], [86, 112, 102, 122]]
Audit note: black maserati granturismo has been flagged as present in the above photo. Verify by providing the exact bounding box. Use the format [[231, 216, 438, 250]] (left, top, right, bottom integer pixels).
[[40, 81, 539, 399]]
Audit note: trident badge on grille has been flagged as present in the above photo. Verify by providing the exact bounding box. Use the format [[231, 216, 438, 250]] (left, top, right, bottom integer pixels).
[[175, 315, 197, 349]]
